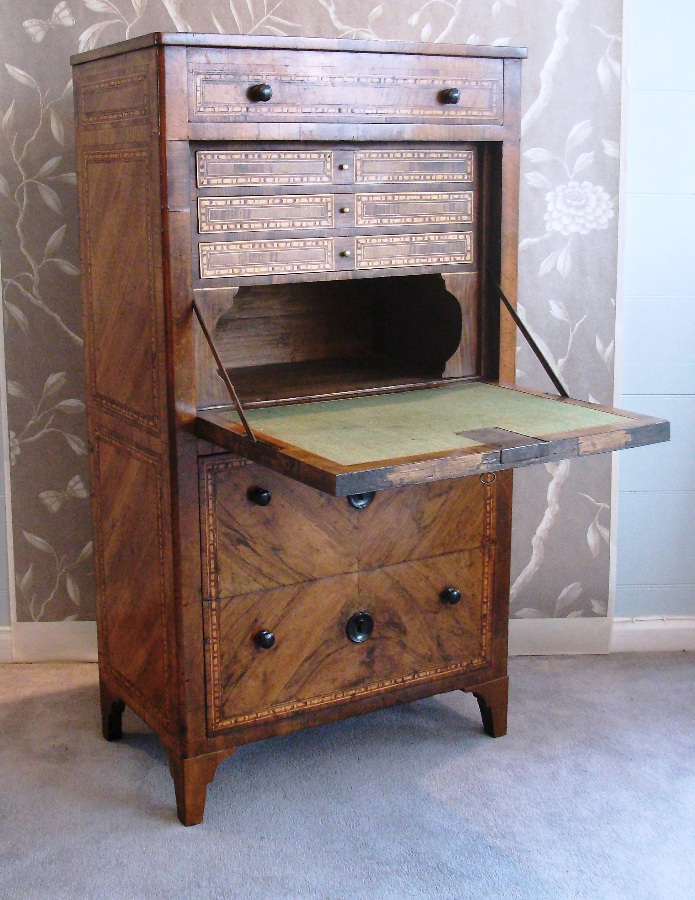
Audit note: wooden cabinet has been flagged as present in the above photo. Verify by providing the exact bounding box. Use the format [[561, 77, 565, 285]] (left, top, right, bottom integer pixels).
[[72, 33, 668, 826]]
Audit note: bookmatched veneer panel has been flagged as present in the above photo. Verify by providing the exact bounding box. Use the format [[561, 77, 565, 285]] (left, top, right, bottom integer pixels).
[[204, 547, 494, 733], [200, 456, 493, 599]]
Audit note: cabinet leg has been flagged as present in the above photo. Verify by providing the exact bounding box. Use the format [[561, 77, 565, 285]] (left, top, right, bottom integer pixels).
[[465, 675, 508, 738], [100, 679, 125, 742], [167, 749, 236, 826]]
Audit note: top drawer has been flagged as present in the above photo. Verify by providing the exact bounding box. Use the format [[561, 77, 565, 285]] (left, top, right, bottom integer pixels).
[[188, 48, 503, 126]]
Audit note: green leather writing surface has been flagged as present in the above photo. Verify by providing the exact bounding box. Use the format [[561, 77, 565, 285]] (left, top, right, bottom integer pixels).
[[225, 382, 629, 466]]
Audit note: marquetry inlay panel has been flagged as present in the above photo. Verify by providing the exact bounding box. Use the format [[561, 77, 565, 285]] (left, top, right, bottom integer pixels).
[[355, 149, 474, 183], [196, 150, 333, 187], [190, 65, 502, 124], [199, 238, 335, 278], [355, 191, 474, 227], [80, 71, 150, 126], [355, 232, 473, 269], [198, 195, 334, 233]]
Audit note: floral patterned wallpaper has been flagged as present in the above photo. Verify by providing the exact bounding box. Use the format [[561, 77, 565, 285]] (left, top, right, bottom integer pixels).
[[0, 0, 622, 622]]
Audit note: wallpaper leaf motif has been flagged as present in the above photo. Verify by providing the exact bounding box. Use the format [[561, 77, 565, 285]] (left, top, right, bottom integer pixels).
[[521, 0, 580, 136], [317, 0, 383, 39], [520, 121, 615, 279], [216, 0, 300, 37], [592, 25, 621, 94], [0, 0, 624, 622]]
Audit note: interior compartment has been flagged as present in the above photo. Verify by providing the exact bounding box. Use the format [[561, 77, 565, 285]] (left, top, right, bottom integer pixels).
[[195, 272, 479, 408]]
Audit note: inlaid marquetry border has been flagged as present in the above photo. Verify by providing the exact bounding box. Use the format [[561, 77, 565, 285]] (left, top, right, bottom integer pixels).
[[81, 147, 161, 434], [355, 149, 475, 183], [191, 70, 501, 122], [91, 428, 172, 730], [355, 231, 473, 269], [198, 194, 334, 233], [199, 456, 254, 602], [79, 71, 149, 126], [196, 150, 334, 187], [204, 478, 496, 733], [199, 237, 335, 278], [355, 191, 474, 227]]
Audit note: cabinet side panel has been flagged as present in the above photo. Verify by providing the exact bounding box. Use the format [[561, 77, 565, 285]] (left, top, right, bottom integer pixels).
[[92, 428, 173, 730], [81, 149, 159, 430], [74, 48, 180, 745]]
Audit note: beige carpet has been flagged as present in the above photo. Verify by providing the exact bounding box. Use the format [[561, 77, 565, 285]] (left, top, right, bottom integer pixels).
[[1, 654, 693, 899]]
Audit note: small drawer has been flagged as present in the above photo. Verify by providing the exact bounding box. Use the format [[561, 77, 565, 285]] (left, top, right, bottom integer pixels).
[[355, 231, 473, 270], [355, 149, 474, 184], [200, 457, 491, 598], [198, 194, 336, 233], [204, 548, 494, 732], [355, 190, 474, 228], [188, 49, 503, 126], [196, 149, 335, 188], [199, 237, 335, 278]]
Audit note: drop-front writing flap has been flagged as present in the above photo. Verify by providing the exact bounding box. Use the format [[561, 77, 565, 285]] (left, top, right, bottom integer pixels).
[[195, 382, 669, 497]]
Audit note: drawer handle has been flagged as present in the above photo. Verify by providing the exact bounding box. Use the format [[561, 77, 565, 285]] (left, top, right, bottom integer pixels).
[[340, 250, 352, 258], [439, 87, 461, 105], [248, 486, 272, 506], [248, 83, 273, 102], [338, 163, 349, 171], [346, 612, 374, 644], [255, 630, 275, 649], [347, 492, 374, 509], [340, 206, 351, 214], [441, 587, 462, 605]]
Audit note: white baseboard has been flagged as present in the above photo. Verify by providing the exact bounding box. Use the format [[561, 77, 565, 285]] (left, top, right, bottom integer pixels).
[[0, 626, 12, 663], [610, 616, 695, 652], [509, 616, 611, 655], [5, 616, 692, 663], [11, 621, 97, 662]]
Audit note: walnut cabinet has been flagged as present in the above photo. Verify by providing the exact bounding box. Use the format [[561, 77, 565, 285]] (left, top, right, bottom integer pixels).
[[72, 34, 668, 825]]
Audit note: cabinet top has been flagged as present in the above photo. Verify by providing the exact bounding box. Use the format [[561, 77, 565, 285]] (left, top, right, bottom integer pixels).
[[70, 31, 527, 66]]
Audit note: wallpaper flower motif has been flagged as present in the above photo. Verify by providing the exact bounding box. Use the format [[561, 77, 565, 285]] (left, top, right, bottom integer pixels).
[[544, 181, 614, 238], [0, 0, 623, 623]]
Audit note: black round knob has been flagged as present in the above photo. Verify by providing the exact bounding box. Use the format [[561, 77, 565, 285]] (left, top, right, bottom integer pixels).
[[248, 83, 273, 102], [347, 492, 375, 510], [440, 87, 461, 105], [248, 486, 272, 506], [255, 630, 275, 649], [441, 587, 462, 605], [346, 612, 374, 643]]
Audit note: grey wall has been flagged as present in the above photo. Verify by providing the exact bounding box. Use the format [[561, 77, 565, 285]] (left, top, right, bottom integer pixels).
[[616, 0, 695, 616], [0, 422, 10, 627], [0, 0, 626, 624]]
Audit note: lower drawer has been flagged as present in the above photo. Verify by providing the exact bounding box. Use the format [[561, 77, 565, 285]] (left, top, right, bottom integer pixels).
[[203, 548, 494, 734]]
